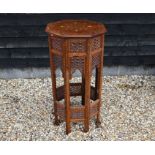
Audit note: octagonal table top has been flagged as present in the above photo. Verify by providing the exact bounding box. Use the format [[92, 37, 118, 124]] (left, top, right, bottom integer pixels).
[[45, 19, 107, 38]]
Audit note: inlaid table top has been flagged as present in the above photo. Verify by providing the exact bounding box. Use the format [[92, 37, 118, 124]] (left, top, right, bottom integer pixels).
[[45, 19, 107, 38]]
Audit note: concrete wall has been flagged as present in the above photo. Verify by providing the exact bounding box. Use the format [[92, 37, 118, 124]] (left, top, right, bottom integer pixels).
[[0, 66, 155, 79]]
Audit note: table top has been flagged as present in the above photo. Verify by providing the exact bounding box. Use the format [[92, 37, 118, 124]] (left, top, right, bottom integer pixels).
[[45, 20, 107, 38]]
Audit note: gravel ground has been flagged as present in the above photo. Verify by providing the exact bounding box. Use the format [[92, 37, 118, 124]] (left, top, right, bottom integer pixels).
[[0, 75, 155, 141]]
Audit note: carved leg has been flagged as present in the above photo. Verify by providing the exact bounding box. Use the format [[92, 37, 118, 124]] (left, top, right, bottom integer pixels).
[[95, 66, 101, 127], [84, 39, 91, 132], [65, 70, 71, 134], [82, 71, 85, 106]]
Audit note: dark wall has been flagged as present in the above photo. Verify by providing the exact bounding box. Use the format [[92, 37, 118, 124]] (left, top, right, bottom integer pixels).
[[0, 13, 155, 68]]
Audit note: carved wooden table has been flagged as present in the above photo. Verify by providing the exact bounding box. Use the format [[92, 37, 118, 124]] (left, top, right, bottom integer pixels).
[[45, 20, 107, 134]]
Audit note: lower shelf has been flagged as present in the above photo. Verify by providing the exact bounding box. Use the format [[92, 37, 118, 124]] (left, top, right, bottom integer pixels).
[[56, 99, 100, 122]]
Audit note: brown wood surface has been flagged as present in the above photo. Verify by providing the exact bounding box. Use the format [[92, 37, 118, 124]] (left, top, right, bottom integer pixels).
[[63, 39, 71, 134], [96, 35, 104, 127], [84, 38, 92, 132], [48, 35, 59, 125], [46, 19, 107, 37]]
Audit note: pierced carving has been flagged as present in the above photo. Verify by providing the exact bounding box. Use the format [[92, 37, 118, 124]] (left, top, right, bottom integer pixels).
[[92, 54, 101, 69], [71, 111, 84, 119], [70, 57, 85, 75], [53, 54, 63, 69], [70, 39, 86, 52], [91, 36, 101, 51], [52, 37, 63, 51], [70, 84, 82, 95]]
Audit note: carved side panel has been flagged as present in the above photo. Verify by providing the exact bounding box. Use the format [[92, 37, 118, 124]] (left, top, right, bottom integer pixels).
[[69, 39, 86, 52], [92, 53, 101, 69], [52, 36, 63, 51], [53, 55, 63, 69], [70, 57, 85, 75], [91, 36, 101, 51], [52, 54, 64, 88]]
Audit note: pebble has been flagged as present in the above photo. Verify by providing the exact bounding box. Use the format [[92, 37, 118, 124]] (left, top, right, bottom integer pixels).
[[0, 75, 155, 140]]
